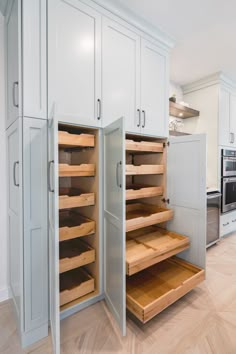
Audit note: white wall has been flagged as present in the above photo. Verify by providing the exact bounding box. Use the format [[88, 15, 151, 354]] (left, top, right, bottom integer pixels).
[[0, 13, 8, 302]]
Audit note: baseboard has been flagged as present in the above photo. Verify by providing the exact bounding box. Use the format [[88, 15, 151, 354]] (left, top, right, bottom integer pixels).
[[0, 287, 9, 302]]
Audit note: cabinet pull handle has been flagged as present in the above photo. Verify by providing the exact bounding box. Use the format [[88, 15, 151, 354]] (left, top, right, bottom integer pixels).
[[232, 219, 236, 222], [48, 160, 54, 193], [142, 110, 146, 128], [97, 99, 101, 120], [116, 161, 122, 188], [13, 81, 19, 108], [223, 222, 229, 227], [13, 161, 19, 187], [230, 132, 234, 144], [137, 109, 141, 127]]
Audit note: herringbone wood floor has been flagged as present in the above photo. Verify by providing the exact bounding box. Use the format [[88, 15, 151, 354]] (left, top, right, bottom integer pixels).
[[1, 233, 236, 354]]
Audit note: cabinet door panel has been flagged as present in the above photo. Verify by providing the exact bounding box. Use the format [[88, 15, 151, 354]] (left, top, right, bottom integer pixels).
[[102, 18, 140, 133], [219, 88, 231, 146], [104, 117, 126, 336], [141, 39, 168, 137], [48, 0, 101, 127], [230, 93, 236, 147], [167, 134, 206, 269]]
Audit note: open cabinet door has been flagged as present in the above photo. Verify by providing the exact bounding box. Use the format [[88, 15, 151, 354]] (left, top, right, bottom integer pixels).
[[48, 117, 60, 354], [104, 117, 126, 335], [167, 134, 207, 269]]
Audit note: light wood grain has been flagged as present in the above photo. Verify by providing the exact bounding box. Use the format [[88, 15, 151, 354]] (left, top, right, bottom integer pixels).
[[59, 163, 95, 177], [58, 131, 95, 148], [126, 184, 163, 200], [59, 211, 95, 242], [59, 187, 95, 209], [126, 164, 164, 175], [126, 139, 164, 153]]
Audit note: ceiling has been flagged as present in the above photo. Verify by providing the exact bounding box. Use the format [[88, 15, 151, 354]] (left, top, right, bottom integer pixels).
[[109, 0, 236, 86]]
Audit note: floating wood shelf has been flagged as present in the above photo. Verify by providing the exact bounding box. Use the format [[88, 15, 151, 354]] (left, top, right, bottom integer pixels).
[[59, 188, 95, 210], [59, 211, 95, 242], [59, 239, 95, 273], [59, 163, 95, 177], [126, 139, 164, 153], [126, 203, 174, 232], [126, 185, 163, 201], [58, 131, 95, 148], [126, 226, 190, 275], [126, 257, 205, 323], [60, 268, 95, 306], [169, 101, 200, 119], [126, 164, 164, 176]]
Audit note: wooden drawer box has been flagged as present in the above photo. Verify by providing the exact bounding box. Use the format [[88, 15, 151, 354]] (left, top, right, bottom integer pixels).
[[60, 268, 94, 306], [126, 164, 164, 176], [126, 139, 164, 153], [59, 188, 95, 209], [126, 185, 163, 201], [126, 203, 174, 232], [59, 211, 95, 241], [58, 131, 95, 148], [60, 239, 95, 273], [126, 257, 205, 323], [59, 163, 95, 177], [126, 226, 190, 275]]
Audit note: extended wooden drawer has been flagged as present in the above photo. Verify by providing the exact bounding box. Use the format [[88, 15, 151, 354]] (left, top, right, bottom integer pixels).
[[126, 257, 205, 323], [60, 268, 94, 307], [126, 139, 164, 153], [126, 226, 190, 275], [60, 239, 95, 273], [59, 188, 95, 209], [126, 164, 164, 175], [59, 163, 95, 177], [126, 203, 174, 232], [58, 131, 95, 148], [126, 185, 163, 201], [59, 211, 95, 241]]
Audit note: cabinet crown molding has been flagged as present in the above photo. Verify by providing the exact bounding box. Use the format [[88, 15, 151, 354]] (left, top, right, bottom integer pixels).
[[182, 72, 236, 95]]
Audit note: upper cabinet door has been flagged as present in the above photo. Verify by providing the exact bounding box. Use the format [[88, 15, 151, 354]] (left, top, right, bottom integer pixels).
[[48, 0, 101, 127], [230, 93, 236, 147], [141, 39, 168, 137], [219, 88, 231, 147], [102, 18, 141, 133], [167, 134, 206, 269], [104, 117, 126, 336]]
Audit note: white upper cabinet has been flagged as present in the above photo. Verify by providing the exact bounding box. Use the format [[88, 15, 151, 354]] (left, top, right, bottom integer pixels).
[[219, 87, 236, 147], [102, 18, 140, 133], [48, 0, 102, 127], [230, 93, 236, 147], [140, 39, 168, 137]]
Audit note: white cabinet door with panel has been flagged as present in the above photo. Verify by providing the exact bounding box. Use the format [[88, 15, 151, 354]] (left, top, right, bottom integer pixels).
[[102, 18, 140, 133], [230, 93, 236, 147], [48, 0, 101, 127], [219, 88, 231, 147], [167, 134, 207, 269], [141, 39, 168, 137]]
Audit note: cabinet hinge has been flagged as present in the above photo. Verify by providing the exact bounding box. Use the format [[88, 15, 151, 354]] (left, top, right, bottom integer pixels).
[[162, 198, 170, 204], [163, 141, 170, 148]]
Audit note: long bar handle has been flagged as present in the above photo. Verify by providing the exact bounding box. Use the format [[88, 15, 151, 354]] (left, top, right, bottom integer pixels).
[[48, 160, 54, 193], [13, 161, 19, 187], [142, 110, 146, 128], [13, 81, 19, 108], [97, 99, 101, 120], [137, 109, 141, 127], [116, 161, 122, 188], [230, 132, 234, 144]]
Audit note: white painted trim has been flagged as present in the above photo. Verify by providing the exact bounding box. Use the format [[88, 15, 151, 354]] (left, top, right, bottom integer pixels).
[[0, 287, 9, 302]]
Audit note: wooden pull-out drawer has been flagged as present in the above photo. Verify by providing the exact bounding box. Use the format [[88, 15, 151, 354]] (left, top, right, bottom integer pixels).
[[60, 268, 94, 307], [126, 226, 190, 275], [126, 139, 164, 153], [126, 164, 164, 175], [126, 257, 205, 323], [59, 163, 95, 177], [58, 131, 95, 148], [126, 203, 174, 232], [59, 211, 95, 241], [60, 239, 95, 273], [59, 188, 95, 209], [126, 185, 163, 201]]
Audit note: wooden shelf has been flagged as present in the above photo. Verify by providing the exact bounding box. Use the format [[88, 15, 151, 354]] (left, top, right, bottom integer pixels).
[[126, 139, 164, 153], [126, 226, 190, 275], [59, 211, 95, 242], [126, 185, 163, 201], [59, 163, 95, 177], [126, 203, 174, 232], [59, 188, 95, 210], [126, 257, 205, 323], [60, 239, 95, 273], [60, 268, 95, 306], [169, 101, 200, 119], [58, 131, 95, 148], [126, 164, 164, 176]]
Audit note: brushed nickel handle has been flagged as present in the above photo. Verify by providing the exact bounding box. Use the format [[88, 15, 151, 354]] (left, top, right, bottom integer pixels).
[[13, 81, 19, 108], [223, 222, 229, 227], [142, 110, 146, 128], [13, 161, 19, 187], [97, 99, 101, 120], [137, 109, 141, 127], [116, 161, 122, 188], [230, 132, 234, 144], [48, 160, 54, 193]]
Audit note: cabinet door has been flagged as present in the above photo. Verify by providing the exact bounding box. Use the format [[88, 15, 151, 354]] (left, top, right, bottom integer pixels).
[[7, 119, 22, 324], [230, 93, 236, 147], [219, 88, 231, 146], [104, 117, 126, 336], [48, 117, 60, 354], [23, 118, 48, 333], [167, 134, 206, 269], [6, 0, 21, 128], [140, 39, 168, 137], [102, 18, 141, 133], [48, 0, 101, 127]]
